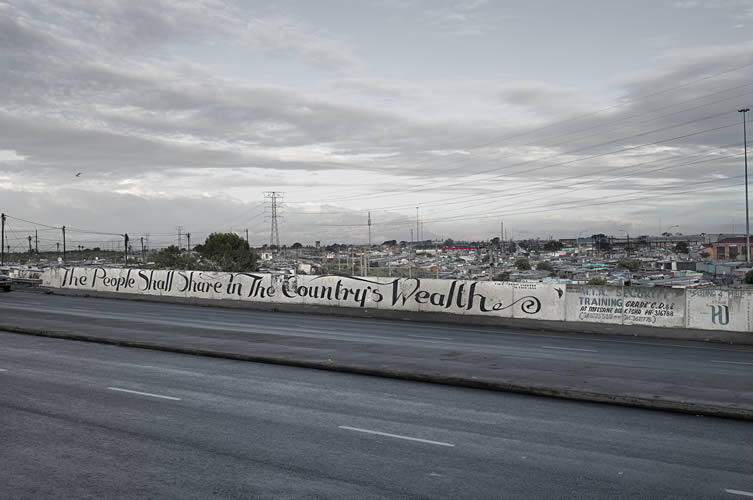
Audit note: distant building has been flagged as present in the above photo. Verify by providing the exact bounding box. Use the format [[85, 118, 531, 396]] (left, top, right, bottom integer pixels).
[[707, 237, 753, 260]]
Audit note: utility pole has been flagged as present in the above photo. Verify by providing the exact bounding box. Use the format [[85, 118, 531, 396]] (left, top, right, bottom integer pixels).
[[245, 228, 249, 247], [124, 234, 129, 267], [62, 225, 66, 263], [264, 191, 283, 251], [140, 237, 145, 264], [187, 233, 191, 256], [1, 213, 5, 266], [28, 235, 32, 256], [500, 221, 504, 258], [56, 242, 60, 258], [35, 230, 38, 254], [410, 228, 413, 279], [415, 207, 419, 244], [740, 108, 750, 263], [367, 212, 371, 276]]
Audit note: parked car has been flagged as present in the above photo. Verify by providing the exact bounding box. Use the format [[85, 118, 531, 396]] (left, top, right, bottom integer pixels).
[[0, 272, 11, 292]]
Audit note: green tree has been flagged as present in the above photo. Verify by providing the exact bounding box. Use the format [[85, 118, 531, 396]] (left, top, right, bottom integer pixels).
[[515, 257, 531, 270], [493, 271, 510, 281], [536, 261, 553, 271], [674, 241, 689, 253], [196, 233, 257, 272], [618, 259, 641, 272], [745, 270, 753, 285], [699, 251, 710, 259], [443, 238, 454, 247], [587, 277, 606, 285], [291, 242, 303, 249]]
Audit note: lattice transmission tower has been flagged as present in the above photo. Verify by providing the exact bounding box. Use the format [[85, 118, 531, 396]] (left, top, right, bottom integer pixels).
[[264, 191, 283, 250]]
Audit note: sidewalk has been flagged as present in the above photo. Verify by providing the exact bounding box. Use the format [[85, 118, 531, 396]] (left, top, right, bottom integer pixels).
[[1, 294, 752, 420]]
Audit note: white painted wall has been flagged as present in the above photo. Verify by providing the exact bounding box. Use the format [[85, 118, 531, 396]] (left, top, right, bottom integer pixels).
[[686, 288, 753, 331], [41, 268, 752, 333]]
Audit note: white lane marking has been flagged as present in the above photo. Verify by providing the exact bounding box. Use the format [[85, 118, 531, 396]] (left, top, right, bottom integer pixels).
[[0, 368, 7, 372], [712, 360, 753, 366], [541, 345, 598, 353], [107, 387, 181, 401], [338, 426, 454, 447], [726, 489, 753, 497]]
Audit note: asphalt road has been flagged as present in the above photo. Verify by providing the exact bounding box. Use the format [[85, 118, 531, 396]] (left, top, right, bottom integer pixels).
[[1, 332, 752, 499], [2, 291, 752, 375]]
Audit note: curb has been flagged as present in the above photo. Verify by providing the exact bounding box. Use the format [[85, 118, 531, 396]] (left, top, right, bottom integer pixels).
[[2, 325, 750, 422]]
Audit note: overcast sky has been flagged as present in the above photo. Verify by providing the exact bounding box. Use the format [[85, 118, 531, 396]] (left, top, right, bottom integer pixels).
[[1, 0, 752, 249]]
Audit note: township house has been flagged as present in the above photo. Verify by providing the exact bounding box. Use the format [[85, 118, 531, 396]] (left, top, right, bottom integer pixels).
[[705, 237, 753, 260]]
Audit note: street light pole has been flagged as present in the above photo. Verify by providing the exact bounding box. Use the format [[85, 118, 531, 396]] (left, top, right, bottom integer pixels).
[[740, 108, 750, 263]]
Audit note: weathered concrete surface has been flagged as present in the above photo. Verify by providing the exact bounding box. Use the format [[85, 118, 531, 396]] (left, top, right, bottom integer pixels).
[[2, 290, 752, 420], [43, 267, 753, 334]]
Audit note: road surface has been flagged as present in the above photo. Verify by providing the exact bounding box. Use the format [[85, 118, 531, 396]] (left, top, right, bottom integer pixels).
[[1, 331, 752, 499], [1, 291, 752, 373]]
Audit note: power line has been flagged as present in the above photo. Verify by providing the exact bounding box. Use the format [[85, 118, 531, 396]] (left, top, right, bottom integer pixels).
[[307, 61, 753, 205]]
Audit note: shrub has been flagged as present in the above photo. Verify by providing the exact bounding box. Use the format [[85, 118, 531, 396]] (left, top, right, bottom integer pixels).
[[618, 259, 641, 272]]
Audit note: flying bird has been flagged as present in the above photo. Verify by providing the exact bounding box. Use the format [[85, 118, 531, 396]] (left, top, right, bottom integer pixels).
[[75, 172, 82, 177]]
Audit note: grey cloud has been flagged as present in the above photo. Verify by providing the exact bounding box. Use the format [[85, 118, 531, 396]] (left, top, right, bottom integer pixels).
[[497, 81, 589, 116], [330, 78, 424, 99], [246, 16, 359, 70], [1, 0, 752, 239], [11, 0, 242, 53]]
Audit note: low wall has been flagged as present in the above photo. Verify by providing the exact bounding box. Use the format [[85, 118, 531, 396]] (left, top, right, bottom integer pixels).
[[41, 267, 753, 333]]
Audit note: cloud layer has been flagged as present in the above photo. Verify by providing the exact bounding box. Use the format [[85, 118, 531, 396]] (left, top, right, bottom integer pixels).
[[1, 0, 752, 246]]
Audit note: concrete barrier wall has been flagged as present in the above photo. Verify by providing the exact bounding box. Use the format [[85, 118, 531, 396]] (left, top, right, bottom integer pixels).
[[41, 267, 753, 333], [686, 288, 753, 332]]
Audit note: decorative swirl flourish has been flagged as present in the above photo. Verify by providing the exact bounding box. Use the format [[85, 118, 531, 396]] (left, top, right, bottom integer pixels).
[[519, 296, 542, 314], [497, 295, 542, 314]]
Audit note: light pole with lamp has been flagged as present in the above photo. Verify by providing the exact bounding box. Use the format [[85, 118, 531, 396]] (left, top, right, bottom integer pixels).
[[739, 108, 750, 263]]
